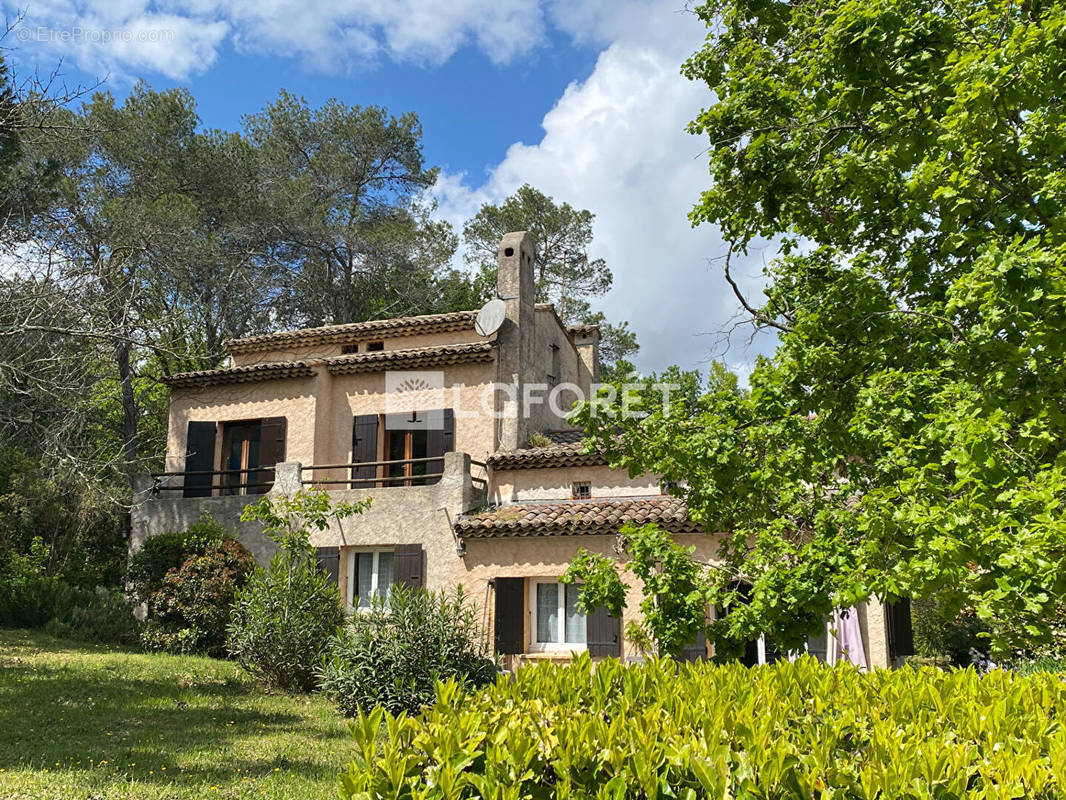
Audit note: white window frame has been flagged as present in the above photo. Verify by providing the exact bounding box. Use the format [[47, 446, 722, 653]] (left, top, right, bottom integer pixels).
[[346, 548, 394, 612], [528, 579, 588, 653]]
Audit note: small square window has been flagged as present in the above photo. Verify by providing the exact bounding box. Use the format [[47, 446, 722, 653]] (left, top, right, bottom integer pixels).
[[341, 344, 358, 355], [572, 481, 591, 500], [366, 340, 385, 351], [661, 480, 680, 496]]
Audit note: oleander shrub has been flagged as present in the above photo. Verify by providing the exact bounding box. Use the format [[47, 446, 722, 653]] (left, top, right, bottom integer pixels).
[[226, 551, 344, 692], [319, 585, 497, 716], [342, 656, 1066, 799], [129, 516, 255, 656]]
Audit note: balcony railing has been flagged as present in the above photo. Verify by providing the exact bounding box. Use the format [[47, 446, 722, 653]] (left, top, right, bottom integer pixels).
[[301, 457, 445, 489], [150, 467, 274, 496]]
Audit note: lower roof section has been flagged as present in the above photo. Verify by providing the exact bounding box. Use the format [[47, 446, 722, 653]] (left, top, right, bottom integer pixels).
[[454, 496, 700, 538]]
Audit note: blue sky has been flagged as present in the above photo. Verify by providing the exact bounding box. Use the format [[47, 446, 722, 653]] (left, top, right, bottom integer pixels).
[[2, 1, 773, 378]]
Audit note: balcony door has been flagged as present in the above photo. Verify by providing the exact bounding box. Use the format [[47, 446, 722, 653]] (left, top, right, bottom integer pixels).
[[220, 417, 286, 495], [350, 409, 453, 488]]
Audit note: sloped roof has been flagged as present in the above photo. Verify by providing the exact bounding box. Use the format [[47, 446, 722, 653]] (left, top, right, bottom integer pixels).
[[225, 310, 479, 355], [326, 341, 495, 375], [454, 496, 699, 538], [162, 360, 315, 389], [488, 429, 607, 470]]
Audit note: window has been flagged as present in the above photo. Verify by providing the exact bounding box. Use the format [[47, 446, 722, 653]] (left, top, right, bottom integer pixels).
[[366, 340, 385, 351], [341, 344, 359, 355], [219, 418, 286, 495], [529, 580, 586, 651], [661, 480, 680, 496], [347, 549, 394, 610], [548, 344, 561, 385], [571, 481, 591, 500]]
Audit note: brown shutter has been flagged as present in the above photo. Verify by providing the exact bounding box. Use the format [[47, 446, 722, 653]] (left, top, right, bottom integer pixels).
[[680, 630, 708, 662], [315, 547, 340, 588], [494, 577, 525, 655], [393, 544, 424, 589], [351, 414, 379, 487], [425, 408, 454, 484], [257, 417, 287, 493], [183, 421, 217, 498], [887, 598, 914, 659], [586, 605, 621, 658]]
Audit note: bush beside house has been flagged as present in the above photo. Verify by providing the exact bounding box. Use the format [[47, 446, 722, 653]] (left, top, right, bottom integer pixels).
[[319, 585, 497, 716], [128, 515, 255, 656]]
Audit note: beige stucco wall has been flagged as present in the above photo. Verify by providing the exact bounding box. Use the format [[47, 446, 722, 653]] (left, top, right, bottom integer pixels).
[[491, 464, 662, 504]]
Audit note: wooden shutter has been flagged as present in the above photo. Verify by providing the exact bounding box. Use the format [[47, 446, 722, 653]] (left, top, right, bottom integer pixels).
[[183, 421, 216, 498], [586, 605, 621, 658], [393, 544, 424, 589], [351, 414, 379, 487], [257, 417, 287, 493], [680, 630, 708, 662], [494, 577, 525, 655], [425, 408, 454, 484], [315, 547, 340, 588], [887, 598, 914, 659]]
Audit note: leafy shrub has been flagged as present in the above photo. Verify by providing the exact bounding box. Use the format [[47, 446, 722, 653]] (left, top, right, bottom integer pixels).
[[128, 516, 254, 656], [69, 588, 140, 645], [227, 552, 344, 692], [0, 539, 94, 628], [127, 515, 228, 603], [342, 656, 1066, 798], [319, 585, 496, 716]]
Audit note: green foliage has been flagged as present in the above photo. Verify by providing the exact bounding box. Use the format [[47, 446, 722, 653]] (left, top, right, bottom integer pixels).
[[318, 585, 497, 717], [912, 596, 990, 666], [140, 539, 256, 657], [564, 523, 711, 657], [68, 588, 141, 646], [128, 515, 254, 656], [342, 656, 1066, 798], [580, 0, 1066, 656], [226, 552, 344, 692], [127, 515, 229, 604], [0, 541, 95, 629]]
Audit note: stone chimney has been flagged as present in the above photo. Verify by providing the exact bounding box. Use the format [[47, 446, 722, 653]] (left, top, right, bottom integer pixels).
[[570, 325, 600, 384], [495, 231, 535, 451]]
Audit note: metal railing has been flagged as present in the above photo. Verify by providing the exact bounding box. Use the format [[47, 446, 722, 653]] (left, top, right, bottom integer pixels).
[[151, 467, 274, 496], [301, 457, 444, 489]]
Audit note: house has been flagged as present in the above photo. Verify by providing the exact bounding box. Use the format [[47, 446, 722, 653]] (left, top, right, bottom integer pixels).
[[132, 231, 911, 668]]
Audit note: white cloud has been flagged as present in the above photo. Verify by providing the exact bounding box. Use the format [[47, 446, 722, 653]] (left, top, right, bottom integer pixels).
[[2, 0, 548, 79], [433, 1, 774, 376]]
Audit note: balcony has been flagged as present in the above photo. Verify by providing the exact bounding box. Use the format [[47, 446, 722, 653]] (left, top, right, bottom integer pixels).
[[132, 452, 488, 562]]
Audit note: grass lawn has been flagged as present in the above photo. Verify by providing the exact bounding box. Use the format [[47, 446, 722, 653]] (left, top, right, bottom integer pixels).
[[0, 628, 355, 800]]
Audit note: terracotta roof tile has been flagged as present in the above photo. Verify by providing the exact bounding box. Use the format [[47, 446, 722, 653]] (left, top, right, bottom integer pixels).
[[163, 360, 315, 389], [455, 497, 700, 538], [326, 341, 495, 375], [488, 429, 606, 469], [225, 310, 479, 355]]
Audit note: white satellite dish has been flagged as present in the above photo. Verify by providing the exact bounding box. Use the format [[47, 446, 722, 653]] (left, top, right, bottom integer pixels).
[[474, 297, 506, 336]]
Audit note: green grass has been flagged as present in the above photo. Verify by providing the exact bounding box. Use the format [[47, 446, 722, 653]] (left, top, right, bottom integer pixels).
[[0, 628, 355, 799]]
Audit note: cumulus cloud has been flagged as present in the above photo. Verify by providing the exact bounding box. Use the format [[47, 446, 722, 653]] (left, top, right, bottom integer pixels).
[[433, 1, 773, 376]]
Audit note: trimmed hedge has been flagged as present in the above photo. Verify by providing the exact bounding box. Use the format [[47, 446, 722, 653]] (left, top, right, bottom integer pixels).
[[342, 656, 1066, 798]]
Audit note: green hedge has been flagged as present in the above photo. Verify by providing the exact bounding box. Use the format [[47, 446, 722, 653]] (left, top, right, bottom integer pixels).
[[341, 656, 1066, 799]]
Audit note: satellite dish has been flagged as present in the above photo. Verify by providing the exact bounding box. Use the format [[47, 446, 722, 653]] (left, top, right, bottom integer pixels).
[[475, 297, 506, 337]]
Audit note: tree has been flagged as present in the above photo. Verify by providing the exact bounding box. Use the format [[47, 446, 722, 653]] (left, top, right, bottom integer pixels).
[[462, 184, 638, 370], [577, 0, 1066, 656], [244, 91, 462, 326]]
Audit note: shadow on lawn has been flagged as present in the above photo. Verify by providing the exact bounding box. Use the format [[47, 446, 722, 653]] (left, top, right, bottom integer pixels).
[[0, 636, 350, 789]]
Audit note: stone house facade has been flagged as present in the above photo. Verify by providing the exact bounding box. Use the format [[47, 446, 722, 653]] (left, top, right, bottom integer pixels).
[[132, 231, 911, 669]]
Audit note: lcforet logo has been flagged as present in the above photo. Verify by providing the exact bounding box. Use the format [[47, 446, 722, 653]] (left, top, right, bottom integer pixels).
[[384, 371, 446, 429]]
